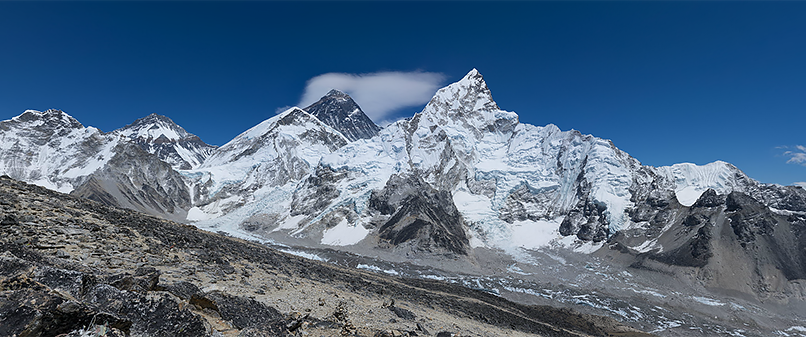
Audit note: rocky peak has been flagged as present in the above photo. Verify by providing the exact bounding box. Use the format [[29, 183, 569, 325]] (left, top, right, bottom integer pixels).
[[10, 109, 84, 130], [303, 90, 380, 142], [113, 113, 215, 170], [325, 89, 349, 98], [418, 69, 518, 136], [116, 113, 193, 142], [130, 112, 176, 126]]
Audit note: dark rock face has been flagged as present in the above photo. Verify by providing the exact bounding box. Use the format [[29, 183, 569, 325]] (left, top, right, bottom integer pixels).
[[560, 188, 610, 243], [195, 291, 284, 330], [558, 162, 618, 243], [650, 223, 714, 268], [87, 284, 208, 337], [163, 281, 201, 301], [1, 214, 18, 226], [724, 192, 806, 280], [615, 186, 806, 294], [71, 143, 192, 221], [0, 251, 206, 337], [683, 213, 710, 227], [499, 183, 556, 223], [751, 183, 806, 213], [726, 192, 775, 242], [369, 174, 469, 255], [388, 305, 416, 320], [0, 287, 121, 337], [691, 189, 725, 208], [303, 89, 381, 142]]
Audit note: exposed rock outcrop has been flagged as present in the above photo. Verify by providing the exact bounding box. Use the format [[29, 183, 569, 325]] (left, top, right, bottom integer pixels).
[[303, 89, 381, 142], [369, 174, 470, 255]]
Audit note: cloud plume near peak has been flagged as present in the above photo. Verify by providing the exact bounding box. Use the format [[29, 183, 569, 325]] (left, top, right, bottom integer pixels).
[[783, 145, 806, 166], [298, 71, 446, 123]]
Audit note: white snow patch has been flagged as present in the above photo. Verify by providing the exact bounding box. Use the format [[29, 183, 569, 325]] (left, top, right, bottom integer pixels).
[[507, 264, 531, 276], [675, 186, 704, 207], [187, 206, 216, 221], [651, 320, 683, 333], [510, 220, 561, 250], [452, 189, 494, 220], [659, 161, 744, 206], [634, 238, 659, 253], [356, 264, 399, 276], [630, 288, 667, 299], [320, 219, 369, 246], [421, 274, 447, 281], [279, 249, 327, 262], [574, 241, 603, 254], [556, 234, 604, 253], [275, 214, 307, 231], [691, 296, 724, 306]]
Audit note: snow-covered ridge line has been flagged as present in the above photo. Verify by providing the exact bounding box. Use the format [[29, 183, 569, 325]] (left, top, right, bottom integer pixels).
[[1, 69, 777, 255]]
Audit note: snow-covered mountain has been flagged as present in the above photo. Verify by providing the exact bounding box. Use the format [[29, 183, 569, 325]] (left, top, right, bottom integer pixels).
[[0, 109, 116, 193], [186, 70, 805, 305], [254, 69, 759, 250], [303, 89, 380, 142], [112, 113, 216, 170], [184, 107, 349, 221], [0, 110, 208, 220], [6, 73, 799, 263], [3, 71, 805, 335]]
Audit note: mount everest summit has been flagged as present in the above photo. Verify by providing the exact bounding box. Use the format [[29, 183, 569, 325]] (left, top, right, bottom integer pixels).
[[2, 69, 805, 335]]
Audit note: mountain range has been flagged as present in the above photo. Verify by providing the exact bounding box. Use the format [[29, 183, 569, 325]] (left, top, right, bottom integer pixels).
[[2, 69, 805, 336]]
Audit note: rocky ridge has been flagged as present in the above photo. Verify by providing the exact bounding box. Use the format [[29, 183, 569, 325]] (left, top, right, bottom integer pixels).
[[303, 89, 381, 142]]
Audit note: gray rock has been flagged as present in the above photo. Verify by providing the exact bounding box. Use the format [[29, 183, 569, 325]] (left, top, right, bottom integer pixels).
[[303, 89, 381, 142], [87, 284, 208, 336], [371, 174, 469, 255], [191, 291, 283, 330], [388, 305, 416, 320]]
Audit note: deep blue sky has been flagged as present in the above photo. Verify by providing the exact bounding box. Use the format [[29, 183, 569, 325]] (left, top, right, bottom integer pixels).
[[1, 2, 804, 185]]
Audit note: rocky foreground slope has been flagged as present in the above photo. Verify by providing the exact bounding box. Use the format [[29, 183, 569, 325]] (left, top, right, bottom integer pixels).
[[0, 175, 652, 337]]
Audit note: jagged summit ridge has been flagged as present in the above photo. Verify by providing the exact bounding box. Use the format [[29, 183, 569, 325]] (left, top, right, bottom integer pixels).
[[419, 69, 514, 133], [303, 89, 380, 142], [119, 113, 188, 141], [10, 109, 86, 131], [0, 109, 111, 193], [0, 70, 772, 252], [325, 89, 349, 97], [112, 113, 216, 170]]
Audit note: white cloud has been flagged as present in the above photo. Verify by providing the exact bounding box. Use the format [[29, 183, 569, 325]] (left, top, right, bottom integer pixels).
[[274, 105, 293, 114], [795, 182, 806, 188], [783, 145, 806, 166], [298, 71, 446, 122]]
